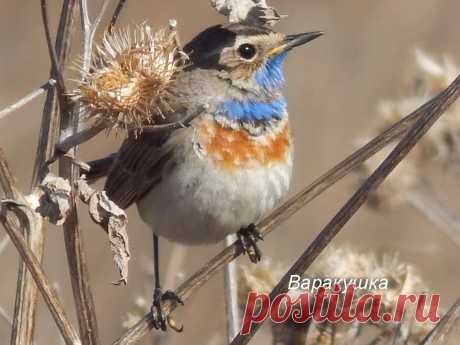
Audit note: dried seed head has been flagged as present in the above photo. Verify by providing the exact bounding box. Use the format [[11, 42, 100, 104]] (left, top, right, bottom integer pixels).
[[71, 22, 188, 132], [238, 248, 432, 343], [309, 246, 427, 308], [354, 139, 421, 208], [356, 50, 460, 207]]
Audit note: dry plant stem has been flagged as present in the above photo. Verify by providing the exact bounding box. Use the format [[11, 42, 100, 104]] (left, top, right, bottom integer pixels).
[[26, 4, 77, 340], [56, 120, 108, 154], [271, 323, 308, 345], [55, 106, 206, 159], [0, 234, 10, 254], [230, 75, 460, 345], [41, 0, 67, 97], [0, 80, 56, 120], [0, 209, 81, 345], [0, 150, 80, 345], [0, 306, 13, 326], [113, 76, 460, 345], [10, 222, 44, 345], [23, 9, 72, 340], [109, 0, 128, 32], [224, 234, 240, 343], [32, 0, 77, 186], [5, 133, 46, 345], [407, 188, 460, 247], [11, 1, 76, 344], [132, 106, 209, 134], [419, 298, 460, 345], [79, 0, 111, 72], [59, 2, 114, 344], [54, 106, 208, 158]]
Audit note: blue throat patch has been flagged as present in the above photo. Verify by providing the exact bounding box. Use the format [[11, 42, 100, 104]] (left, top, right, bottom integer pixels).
[[221, 97, 286, 122], [254, 52, 288, 90], [220, 53, 288, 122]]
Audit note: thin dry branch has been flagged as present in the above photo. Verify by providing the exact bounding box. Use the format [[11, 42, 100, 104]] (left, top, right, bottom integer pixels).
[[109, 0, 128, 32], [0, 206, 81, 345], [32, 0, 77, 186], [0, 80, 56, 121], [58, 2, 113, 344], [419, 298, 460, 345], [56, 120, 108, 155], [230, 74, 460, 345], [5, 101, 47, 345], [131, 105, 208, 133], [0, 150, 81, 345], [223, 234, 240, 343], [113, 75, 460, 345], [53, 105, 208, 158], [41, 0, 67, 97], [0, 306, 12, 327], [22, 2, 78, 345]]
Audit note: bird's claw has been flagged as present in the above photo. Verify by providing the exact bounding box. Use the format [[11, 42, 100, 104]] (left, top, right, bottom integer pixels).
[[238, 224, 263, 263], [151, 288, 184, 332]]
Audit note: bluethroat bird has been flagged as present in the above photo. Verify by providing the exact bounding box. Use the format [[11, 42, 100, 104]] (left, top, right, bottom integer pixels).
[[102, 23, 322, 330]]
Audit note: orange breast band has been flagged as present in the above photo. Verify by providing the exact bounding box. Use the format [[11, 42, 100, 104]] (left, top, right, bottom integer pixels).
[[198, 120, 291, 171]]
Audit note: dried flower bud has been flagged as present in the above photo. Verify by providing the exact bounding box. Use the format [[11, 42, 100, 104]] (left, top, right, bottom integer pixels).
[[71, 22, 188, 132]]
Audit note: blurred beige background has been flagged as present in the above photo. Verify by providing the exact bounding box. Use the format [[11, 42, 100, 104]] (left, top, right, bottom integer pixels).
[[0, 1, 459, 344]]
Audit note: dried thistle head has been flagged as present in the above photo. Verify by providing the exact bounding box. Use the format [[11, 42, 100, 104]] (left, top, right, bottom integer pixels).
[[309, 246, 427, 308], [238, 248, 432, 344], [355, 49, 460, 207], [354, 139, 421, 208], [71, 22, 188, 132], [310, 246, 432, 344]]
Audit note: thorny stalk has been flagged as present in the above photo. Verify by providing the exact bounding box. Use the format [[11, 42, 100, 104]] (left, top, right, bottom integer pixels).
[[113, 75, 460, 345]]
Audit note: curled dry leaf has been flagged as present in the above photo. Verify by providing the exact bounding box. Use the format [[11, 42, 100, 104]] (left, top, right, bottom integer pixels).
[[210, 0, 284, 27], [78, 179, 131, 285], [35, 174, 72, 226]]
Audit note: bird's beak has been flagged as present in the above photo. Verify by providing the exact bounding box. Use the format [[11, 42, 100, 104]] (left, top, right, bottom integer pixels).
[[269, 31, 323, 56]]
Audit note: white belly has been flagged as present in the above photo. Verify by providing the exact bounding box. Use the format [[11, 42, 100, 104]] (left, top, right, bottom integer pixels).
[[137, 140, 293, 244]]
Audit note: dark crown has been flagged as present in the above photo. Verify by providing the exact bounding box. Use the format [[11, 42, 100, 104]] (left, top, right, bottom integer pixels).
[[183, 24, 274, 69]]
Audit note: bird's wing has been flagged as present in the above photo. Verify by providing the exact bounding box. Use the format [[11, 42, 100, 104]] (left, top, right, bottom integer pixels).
[[104, 133, 173, 210]]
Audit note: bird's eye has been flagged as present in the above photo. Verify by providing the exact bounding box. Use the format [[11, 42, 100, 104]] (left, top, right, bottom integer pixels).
[[237, 44, 257, 60]]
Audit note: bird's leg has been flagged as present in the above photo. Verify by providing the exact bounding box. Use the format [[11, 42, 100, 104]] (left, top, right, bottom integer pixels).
[[151, 234, 184, 332], [237, 223, 263, 263]]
